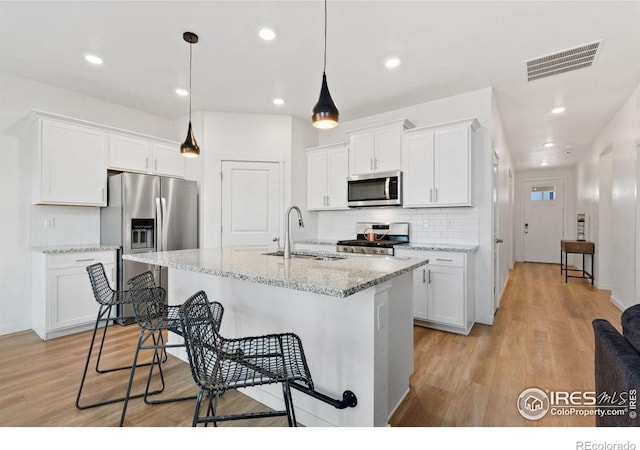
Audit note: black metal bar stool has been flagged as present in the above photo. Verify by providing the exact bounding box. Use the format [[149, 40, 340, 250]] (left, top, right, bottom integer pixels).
[[76, 263, 158, 410], [120, 271, 208, 426], [179, 290, 314, 427]]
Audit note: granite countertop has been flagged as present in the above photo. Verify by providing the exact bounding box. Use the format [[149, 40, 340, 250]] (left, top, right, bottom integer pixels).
[[295, 239, 337, 246], [123, 247, 428, 298], [399, 243, 479, 253], [31, 244, 120, 254]]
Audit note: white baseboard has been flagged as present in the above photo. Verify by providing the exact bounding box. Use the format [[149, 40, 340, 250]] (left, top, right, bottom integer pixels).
[[610, 295, 626, 312], [0, 322, 32, 337], [387, 387, 410, 422]]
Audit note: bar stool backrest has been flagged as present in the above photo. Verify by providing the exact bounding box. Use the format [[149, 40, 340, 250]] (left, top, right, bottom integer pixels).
[[179, 291, 225, 390], [127, 271, 167, 329], [86, 263, 114, 305]]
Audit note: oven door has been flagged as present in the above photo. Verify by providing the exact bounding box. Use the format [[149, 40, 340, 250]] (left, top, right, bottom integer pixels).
[[347, 171, 402, 207]]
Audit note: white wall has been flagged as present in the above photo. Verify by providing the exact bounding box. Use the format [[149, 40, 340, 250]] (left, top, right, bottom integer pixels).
[[0, 70, 178, 336], [196, 111, 294, 248], [575, 82, 640, 311]]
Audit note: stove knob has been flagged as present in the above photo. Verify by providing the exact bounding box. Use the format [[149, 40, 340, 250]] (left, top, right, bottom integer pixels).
[[360, 248, 366, 253]]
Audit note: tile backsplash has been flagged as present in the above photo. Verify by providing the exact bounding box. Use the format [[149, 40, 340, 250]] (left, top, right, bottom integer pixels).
[[317, 207, 479, 244], [30, 205, 100, 247]]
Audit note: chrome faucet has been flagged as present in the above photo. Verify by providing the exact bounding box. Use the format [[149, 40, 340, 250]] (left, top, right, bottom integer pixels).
[[284, 206, 304, 259]]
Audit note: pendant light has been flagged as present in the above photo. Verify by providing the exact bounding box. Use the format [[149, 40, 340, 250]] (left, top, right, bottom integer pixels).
[[180, 31, 200, 157], [312, 0, 339, 129]]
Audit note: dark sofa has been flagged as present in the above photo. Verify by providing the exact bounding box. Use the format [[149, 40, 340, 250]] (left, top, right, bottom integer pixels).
[[592, 304, 640, 426]]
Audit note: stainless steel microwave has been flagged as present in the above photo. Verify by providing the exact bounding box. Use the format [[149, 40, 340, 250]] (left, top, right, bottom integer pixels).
[[347, 170, 402, 207]]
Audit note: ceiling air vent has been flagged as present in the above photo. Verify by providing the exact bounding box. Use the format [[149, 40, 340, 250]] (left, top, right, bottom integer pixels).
[[526, 40, 602, 82]]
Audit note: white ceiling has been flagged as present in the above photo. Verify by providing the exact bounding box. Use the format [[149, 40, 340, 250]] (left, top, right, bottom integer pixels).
[[1, 1, 639, 171]]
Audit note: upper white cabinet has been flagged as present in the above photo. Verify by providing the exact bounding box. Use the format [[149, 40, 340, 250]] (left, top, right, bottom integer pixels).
[[307, 143, 349, 210], [346, 119, 413, 175], [108, 133, 184, 178], [32, 115, 107, 206], [402, 118, 479, 208]]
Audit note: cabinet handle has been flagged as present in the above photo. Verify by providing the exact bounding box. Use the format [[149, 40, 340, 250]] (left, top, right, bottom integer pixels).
[[436, 258, 453, 262], [145, 157, 149, 169], [428, 269, 431, 284], [435, 188, 438, 202], [422, 269, 426, 284], [429, 188, 433, 202], [326, 195, 330, 206], [375, 158, 378, 170], [154, 159, 158, 171], [75, 258, 96, 262], [370, 158, 374, 170], [101, 187, 105, 201]]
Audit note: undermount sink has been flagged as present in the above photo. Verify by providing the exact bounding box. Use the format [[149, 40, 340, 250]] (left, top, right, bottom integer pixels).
[[262, 251, 345, 261]]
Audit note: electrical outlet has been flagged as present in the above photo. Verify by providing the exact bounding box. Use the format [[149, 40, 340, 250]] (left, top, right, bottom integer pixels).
[[44, 218, 55, 230], [422, 220, 429, 228]]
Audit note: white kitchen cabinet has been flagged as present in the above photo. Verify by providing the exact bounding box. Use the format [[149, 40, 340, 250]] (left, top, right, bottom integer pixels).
[[107, 133, 184, 178], [397, 248, 475, 335], [32, 116, 107, 206], [32, 250, 116, 340], [107, 133, 151, 173], [306, 143, 349, 210], [346, 119, 413, 175], [402, 118, 479, 208]]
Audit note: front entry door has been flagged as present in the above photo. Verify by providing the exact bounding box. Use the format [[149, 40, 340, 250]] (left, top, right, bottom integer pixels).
[[221, 161, 281, 246], [523, 179, 564, 263]]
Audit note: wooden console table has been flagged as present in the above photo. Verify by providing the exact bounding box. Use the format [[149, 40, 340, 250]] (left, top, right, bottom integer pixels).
[[560, 240, 594, 284]]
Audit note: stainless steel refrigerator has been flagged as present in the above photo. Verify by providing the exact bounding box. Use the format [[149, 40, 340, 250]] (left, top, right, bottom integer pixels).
[[100, 172, 198, 324]]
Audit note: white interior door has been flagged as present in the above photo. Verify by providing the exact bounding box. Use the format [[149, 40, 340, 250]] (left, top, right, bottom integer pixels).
[[221, 161, 281, 246], [523, 179, 564, 263]]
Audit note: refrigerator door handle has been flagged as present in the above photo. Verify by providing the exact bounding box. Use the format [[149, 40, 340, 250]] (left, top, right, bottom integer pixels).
[[155, 197, 163, 252], [161, 197, 168, 251]]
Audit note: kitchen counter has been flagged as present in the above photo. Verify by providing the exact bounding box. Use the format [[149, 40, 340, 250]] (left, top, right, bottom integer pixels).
[[31, 244, 120, 254], [294, 238, 337, 246], [123, 246, 420, 427], [123, 247, 427, 298], [401, 242, 479, 253]]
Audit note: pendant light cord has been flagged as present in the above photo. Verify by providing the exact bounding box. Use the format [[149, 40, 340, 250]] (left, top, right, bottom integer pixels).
[[323, 0, 327, 73], [189, 42, 193, 122]]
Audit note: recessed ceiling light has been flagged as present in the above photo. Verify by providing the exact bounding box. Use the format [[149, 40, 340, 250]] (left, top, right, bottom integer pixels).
[[273, 98, 285, 105], [543, 141, 555, 148], [551, 106, 566, 114], [84, 54, 103, 65], [259, 28, 276, 41], [540, 161, 550, 166], [385, 57, 401, 69], [175, 88, 189, 96]]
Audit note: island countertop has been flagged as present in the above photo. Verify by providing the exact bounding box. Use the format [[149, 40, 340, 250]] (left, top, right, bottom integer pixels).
[[123, 247, 428, 298]]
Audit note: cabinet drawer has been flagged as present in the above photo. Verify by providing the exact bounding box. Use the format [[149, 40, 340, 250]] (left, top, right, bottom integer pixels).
[[396, 249, 464, 267], [47, 251, 115, 269]]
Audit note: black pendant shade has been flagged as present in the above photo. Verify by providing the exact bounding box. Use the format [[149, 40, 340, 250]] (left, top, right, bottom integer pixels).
[[312, 72, 339, 129], [180, 121, 200, 158], [180, 31, 200, 158]]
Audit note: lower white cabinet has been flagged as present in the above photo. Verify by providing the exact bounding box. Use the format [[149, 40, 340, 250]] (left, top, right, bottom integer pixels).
[[32, 250, 116, 340], [397, 249, 475, 335]]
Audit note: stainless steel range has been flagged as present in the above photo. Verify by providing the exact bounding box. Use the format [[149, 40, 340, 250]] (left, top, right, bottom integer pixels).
[[337, 222, 409, 255]]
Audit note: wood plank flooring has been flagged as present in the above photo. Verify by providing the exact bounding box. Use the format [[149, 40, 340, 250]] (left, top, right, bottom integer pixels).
[[0, 262, 623, 427]]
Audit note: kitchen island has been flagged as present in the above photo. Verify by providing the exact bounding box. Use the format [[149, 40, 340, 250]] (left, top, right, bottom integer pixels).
[[123, 246, 428, 427]]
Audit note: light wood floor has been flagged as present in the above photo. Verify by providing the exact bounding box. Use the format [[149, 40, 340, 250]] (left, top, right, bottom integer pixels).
[[0, 262, 623, 427]]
